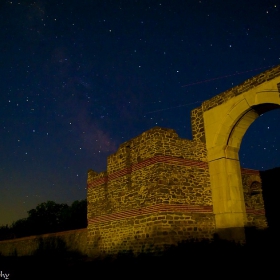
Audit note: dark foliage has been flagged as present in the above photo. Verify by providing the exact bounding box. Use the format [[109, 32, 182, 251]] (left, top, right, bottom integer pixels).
[[0, 199, 87, 240]]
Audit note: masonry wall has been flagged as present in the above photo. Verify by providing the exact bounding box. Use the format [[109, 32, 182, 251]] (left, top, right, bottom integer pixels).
[[87, 127, 215, 256], [0, 228, 87, 257], [0, 128, 266, 258], [87, 126, 268, 256]]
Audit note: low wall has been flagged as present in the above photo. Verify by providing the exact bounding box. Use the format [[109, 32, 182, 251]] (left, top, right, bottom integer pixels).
[[0, 228, 87, 257]]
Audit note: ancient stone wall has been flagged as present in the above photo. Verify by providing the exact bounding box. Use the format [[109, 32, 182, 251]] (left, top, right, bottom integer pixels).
[[87, 127, 215, 256], [191, 107, 206, 143], [87, 127, 267, 256], [0, 136, 267, 258], [0, 228, 87, 257]]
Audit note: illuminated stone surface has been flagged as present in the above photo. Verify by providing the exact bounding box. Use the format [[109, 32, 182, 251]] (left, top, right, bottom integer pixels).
[[87, 65, 280, 255]]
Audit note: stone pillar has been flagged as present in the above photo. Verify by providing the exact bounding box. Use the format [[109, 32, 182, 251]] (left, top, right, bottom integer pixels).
[[203, 97, 256, 240], [208, 157, 246, 239], [203, 80, 280, 240]]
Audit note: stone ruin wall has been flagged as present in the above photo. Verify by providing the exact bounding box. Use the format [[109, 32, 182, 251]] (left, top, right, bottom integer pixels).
[[87, 127, 214, 256], [87, 126, 267, 256], [0, 228, 87, 257], [87, 67, 280, 255], [191, 64, 280, 143]]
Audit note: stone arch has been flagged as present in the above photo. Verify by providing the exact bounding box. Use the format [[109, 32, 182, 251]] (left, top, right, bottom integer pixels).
[[200, 65, 280, 239]]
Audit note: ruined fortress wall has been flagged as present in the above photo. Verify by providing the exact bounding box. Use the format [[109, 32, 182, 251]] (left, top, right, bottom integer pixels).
[[0, 128, 266, 258], [0, 228, 87, 257], [87, 127, 215, 256], [87, 127, 267, 256]]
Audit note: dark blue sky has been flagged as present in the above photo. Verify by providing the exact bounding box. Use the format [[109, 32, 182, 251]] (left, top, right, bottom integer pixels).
[[1, 0, 280, 225]]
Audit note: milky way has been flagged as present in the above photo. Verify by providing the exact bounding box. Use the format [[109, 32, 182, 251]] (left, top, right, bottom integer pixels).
[[0, 0, 279, 225]]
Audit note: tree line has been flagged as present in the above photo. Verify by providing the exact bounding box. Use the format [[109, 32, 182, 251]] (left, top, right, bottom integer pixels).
[[0, 199, 87, 241]]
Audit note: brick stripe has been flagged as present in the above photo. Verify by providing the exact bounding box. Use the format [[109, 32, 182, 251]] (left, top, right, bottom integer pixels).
[[132, 155, 209, 171], [88, 205, 264, 224], [241, 168, 260, 175], [87, 156, 260, 189], [87, 177, 108, 188], [88, 155, 208, 188], [246, 208, 265, 215], [108, 167, 131, 180], [88, 204, 213, 224]]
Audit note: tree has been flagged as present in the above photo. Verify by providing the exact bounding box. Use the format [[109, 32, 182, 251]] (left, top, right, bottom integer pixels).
[[0, 199, 87, 240], [68, 199, 87, 230], [0, 224, 13, 240], [27, 201, 69, 235], [11, 218, 31, 238]]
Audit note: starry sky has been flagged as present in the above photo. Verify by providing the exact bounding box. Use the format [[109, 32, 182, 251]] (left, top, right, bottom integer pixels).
[[1, 0, 280, 226]]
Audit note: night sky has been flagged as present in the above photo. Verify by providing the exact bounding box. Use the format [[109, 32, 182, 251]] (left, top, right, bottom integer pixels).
[[1, 0, 280, 226]]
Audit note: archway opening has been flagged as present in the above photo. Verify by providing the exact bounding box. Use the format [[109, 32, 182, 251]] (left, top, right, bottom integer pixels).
[[239, 109, 280, 230], [227, 104, 280, 161], [239, 109, 280, 170]]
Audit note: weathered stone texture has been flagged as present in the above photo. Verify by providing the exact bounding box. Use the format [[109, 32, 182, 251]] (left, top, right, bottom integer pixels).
[[87, 127, 214, 256], [3, 66, 277, 257], [87, 123, 271, 256], [87, 212, 215, 256], [191, 107, 206, 143]]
